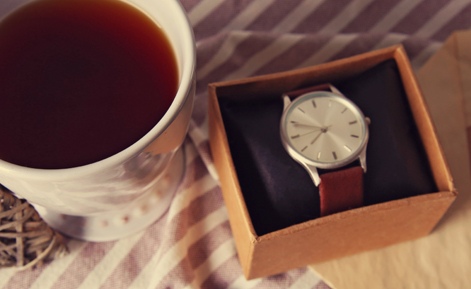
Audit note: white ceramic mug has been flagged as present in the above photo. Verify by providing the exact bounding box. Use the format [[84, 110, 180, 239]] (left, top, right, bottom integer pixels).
[[0, 0, 196, 241]]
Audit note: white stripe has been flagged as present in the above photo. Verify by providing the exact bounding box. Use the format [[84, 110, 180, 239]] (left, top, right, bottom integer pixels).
[[197, 0, 324, 81], [226, 276, 264, 289], [374, 0, 470, 51], [188, 119, 209, 148], [295, 0, 428, 68], [28, 240, 88, 289], [222, 0, 276, 32], [188, 0, 225, 27], [319, 0, 377, 34], [414, 0, 471, 39], [410, 41, 442, 70], [288, 270, 322, 289], [272, 0, 324, 33], [196, 0, 277, 80], [168, 172, 219, 221], [182, 239, 237, 289], [0, 268, 19, 288], [372, 33, 408, 50], [369, 0, 423, 33], [188, 119, 220, 181], [76, 231, 145, 289], [197, 31, 253, 80], [223, 34, 305, 81], [203, 0, 384, 81], [295, 34, 359, 68], [184, 136, 202, 166], [129, 206, 229, 289]]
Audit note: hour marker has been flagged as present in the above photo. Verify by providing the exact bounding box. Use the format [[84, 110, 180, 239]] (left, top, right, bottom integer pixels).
[[312, 100, 317, 108], [291, 134, 300, 139], [344, 145, 352, 152], [351, 134, 359, 138], [298, 107, 305, 113], [332, 151, 337, 160], [317, 152, 321, 160], [301, 146, 308, 152], [328, 101, 332, 107], [349, 120, 357, 125], [341, 108, 347, 114], [290, 121, 298, 124]]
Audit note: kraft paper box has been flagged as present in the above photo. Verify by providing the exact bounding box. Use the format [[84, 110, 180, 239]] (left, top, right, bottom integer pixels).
[[208, 45, 456, 279]]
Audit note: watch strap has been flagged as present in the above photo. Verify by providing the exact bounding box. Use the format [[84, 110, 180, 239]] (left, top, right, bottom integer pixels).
[[283, 83, 331, 99], [319, 166, 364, 216]]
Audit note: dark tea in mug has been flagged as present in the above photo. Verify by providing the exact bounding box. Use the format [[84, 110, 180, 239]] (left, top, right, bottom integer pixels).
[[0, 0, 178, 169]]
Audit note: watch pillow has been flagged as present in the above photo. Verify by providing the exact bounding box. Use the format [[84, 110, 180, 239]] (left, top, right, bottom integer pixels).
[[218, 59, 437, 236]]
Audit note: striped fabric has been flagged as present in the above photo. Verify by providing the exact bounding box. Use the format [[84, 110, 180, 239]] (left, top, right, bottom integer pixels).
[[2, 0, 471, 288]]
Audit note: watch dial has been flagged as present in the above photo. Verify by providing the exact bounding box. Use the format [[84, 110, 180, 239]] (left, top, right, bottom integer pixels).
[[284, 92, 366, 164]]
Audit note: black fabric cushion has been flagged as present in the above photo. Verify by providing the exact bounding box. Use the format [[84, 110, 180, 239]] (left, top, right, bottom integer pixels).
[[218, 59, 437, 236]]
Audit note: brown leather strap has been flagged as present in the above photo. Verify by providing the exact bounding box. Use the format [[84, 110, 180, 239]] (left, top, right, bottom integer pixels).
[[319, 166, 364, 216], [284, 83, 331, 98]]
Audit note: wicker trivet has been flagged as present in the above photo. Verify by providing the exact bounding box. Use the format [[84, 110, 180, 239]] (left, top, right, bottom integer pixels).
[[0, 185, 68, 269]]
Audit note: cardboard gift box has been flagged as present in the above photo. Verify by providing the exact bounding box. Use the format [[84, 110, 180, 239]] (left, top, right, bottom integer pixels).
[[208, 45, 456, 280]]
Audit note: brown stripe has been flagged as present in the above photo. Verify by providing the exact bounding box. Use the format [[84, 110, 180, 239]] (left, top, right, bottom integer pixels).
[[290, 0, 354, 33], [401, 37, 436, 60], [255, 34, 333, 76], [192, 0, 257, 40], [340, 0, 401, 33], [155, 221, 233, 289], [389, 0, 453, 35], [98, 186, 225, 289], [196, 32, 230, 70], [200, 255, 243, 289], [430, 3, 471, 41], [3, 264, 48, 289], [196, 33, 279, 94], [188, 153, 212, 183], [192, 93, 212, 126], [245, 0, 305, 31], [50, 241, 116, 289], [325, 34, 386, 63], [98, 214, 168, 289]]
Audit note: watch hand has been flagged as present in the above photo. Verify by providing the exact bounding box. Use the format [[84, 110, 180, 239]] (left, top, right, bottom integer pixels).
[[293, 123, 323, 129], [310, 131, 323, 145], [299, 129, 321, 136]]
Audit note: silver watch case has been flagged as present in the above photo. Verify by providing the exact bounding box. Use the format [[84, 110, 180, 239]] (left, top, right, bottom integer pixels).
[[279, 85, 370, 186]]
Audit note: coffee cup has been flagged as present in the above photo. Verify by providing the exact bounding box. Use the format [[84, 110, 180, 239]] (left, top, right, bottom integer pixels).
[[0, 0, 196, 241]]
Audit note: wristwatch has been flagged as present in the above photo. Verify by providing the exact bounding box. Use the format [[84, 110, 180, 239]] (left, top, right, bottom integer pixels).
[[280, 84, 370, 216]]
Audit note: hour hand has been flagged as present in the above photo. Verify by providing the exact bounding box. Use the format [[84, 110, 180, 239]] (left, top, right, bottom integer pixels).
[[292, 122, 322, 129]]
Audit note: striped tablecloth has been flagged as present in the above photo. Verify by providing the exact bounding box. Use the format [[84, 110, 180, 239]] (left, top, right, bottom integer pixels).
[[2, 0, 471, 288]]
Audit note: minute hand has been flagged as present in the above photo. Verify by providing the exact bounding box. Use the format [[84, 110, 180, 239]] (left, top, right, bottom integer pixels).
[[293, 123, 323, 129], [310, 131, 323, 145]]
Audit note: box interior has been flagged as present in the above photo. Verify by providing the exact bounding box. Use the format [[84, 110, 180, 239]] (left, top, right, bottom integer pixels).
[[217, 59, 438, 236]]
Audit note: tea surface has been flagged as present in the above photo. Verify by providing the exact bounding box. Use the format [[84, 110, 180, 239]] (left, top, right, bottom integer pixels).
[[0, 0, 178, 169]]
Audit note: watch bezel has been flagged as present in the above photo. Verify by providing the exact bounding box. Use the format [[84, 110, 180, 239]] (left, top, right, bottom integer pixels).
[[280, 91, 369, 170]]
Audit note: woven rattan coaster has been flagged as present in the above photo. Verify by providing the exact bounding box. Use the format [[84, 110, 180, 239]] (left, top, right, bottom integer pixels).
[[0, 185, 68, 269]]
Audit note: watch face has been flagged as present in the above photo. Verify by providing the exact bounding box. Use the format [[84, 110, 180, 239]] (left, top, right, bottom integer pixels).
[[281, 91, 368, 168]]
